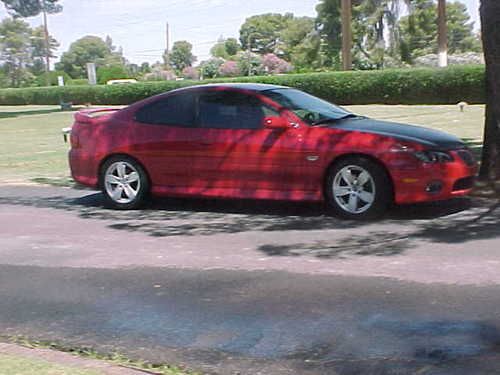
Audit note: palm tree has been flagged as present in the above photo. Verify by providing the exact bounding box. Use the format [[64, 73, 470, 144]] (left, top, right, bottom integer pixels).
[[340, 0, 412, 70], [437, 0, 448, 67], [341, 0, 352, 70]]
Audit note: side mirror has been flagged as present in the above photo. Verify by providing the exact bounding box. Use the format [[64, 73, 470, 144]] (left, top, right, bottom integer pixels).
[[263, 116, 288, 130]]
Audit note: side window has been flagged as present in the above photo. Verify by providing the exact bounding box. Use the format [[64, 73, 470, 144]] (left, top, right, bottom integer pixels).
[[135, 92, 196, 127], [199, 91, 269, 129]]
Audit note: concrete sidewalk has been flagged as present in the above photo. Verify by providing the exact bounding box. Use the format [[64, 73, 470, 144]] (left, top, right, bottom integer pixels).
[[0, 343, 151, 374]]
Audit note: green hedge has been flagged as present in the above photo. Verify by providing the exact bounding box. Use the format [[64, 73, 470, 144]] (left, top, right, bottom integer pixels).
[[0, 65, 485, 106]]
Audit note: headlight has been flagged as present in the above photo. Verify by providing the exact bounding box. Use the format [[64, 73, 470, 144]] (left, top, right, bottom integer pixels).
[[414, 150, 453, 163]]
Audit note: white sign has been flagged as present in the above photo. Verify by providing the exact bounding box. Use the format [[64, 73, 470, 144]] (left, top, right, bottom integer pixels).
[[57, 75, 64, 86], [86, 63, 97, 85]]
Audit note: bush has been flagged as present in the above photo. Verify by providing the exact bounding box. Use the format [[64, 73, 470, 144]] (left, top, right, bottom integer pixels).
[[218, 61, 240, 77], [67, 79, 89, 86], [182, 66, 200, 80], [142, 70, 177, 81], [262, 53, 293, 74], [35, 71, 71, 87], [97, 65, 130, 85], [0, 65, 485, 106]]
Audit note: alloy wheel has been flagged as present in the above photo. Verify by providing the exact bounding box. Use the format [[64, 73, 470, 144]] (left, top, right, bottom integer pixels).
[[104, 161, 141, 204], [332, 165, 376, 214]]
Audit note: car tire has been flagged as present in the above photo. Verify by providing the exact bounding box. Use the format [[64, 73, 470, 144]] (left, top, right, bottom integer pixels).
[[100, 156, 150, 210], [325, 156, 392, 220]]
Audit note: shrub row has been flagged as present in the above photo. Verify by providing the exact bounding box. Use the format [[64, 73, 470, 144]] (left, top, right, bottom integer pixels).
[[0, 65, 485, 106]]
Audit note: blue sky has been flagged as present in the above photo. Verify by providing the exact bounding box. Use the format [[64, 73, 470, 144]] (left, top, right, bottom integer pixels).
[[0, 0, 480, 66]]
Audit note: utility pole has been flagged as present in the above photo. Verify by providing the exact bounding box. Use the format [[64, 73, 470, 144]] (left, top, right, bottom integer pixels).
[[41, 0, 51, 85], [247, 33, 252, 77], [341, 0, 352, 71], [437, 0, 448, 67], [165, 22, 170, 68]]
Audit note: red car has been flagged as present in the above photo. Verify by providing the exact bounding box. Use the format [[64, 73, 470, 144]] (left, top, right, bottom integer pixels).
[[68, 83, 477, 219]]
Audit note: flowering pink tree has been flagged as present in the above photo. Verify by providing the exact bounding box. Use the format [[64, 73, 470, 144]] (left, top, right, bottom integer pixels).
[[218, 60, 241, 77], [143, 69, 177, 81], [262, 53, 293, 74], [182, 66, 200, 80]]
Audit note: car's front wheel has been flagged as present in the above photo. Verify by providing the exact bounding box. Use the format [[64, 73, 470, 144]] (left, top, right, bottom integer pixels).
[[100, 156, 149, 209], [326, 156, 392, 220]]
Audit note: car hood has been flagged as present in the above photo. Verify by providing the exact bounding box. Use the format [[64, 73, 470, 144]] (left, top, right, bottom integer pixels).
[[329, 117, 465, 150]]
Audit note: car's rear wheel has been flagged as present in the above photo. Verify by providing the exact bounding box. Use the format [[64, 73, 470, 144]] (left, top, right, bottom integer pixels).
[[100, 156, 149, 209], [326, 156, 392, 220]]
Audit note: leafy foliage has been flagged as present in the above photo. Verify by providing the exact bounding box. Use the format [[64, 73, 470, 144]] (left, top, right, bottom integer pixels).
[[55, 36, 123, 79], [0, 18, 33, 87], [199, 58, 224, 79], [218, 60, 240, 77], [30, 25, 59, 75], [240, 13, 294, 54], [143, 69, 177, 81], [315, 0, 342, 68], [261, 53, 293, 74], [97, 65, 129, 84], [182, 66, 199, 80], [35, 70, 70, 86], [236, 51, 264, 76], [1, 0, 62, 17], [166, 40, 196, 72], [210, 37, 240, 59], [399, 0, 482, 64]]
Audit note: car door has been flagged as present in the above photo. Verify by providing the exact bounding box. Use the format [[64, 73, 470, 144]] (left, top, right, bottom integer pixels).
[[130, 91, 202, 190], [195, 89, 308, 195]]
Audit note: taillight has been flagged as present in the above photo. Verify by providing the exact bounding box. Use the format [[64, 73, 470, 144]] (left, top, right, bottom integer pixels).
[[70, 132, 80, 148]]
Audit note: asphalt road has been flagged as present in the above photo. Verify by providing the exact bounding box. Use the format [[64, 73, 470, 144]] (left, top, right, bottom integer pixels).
[[2, 185, 500, 374]]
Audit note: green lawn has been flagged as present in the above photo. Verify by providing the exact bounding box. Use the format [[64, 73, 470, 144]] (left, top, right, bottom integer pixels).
[[0, 105, 76, 184], [0, 353, 102, 375], [0, 104, 485, 186]]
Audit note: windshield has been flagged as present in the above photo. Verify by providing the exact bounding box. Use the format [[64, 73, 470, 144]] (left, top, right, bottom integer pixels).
[[263, 88, 354, 125]]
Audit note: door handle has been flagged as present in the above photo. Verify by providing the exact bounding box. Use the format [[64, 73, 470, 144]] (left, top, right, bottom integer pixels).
[[199, 141, 213, 146]]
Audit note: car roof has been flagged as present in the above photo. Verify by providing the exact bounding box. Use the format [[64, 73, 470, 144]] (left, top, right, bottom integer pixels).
[[171, 82, 290, 94]]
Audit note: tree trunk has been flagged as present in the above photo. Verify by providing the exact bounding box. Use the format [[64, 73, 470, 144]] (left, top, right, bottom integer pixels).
[[437, 0, 448, 67], [479, 0, 500, 180], [341, 0, 352, 71]]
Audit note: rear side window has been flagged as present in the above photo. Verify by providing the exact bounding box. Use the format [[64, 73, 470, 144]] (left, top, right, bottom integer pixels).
[[198, 91, 266, 129], [135, 92, 196, 127]]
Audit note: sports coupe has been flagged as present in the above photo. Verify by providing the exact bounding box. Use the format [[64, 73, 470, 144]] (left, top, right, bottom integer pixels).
[[68, 83, 477, 219]]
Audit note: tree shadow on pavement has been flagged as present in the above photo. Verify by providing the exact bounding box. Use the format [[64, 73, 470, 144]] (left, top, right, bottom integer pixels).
[[1, 190, 499, 258], [257, 199, 500, 259], [258, 231, 412, 258]]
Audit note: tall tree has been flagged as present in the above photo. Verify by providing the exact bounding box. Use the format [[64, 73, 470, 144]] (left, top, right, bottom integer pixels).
[[289, 30, 324, 69], [167, 40, 196, 72], [1, 0, 62, 82], [0, 18, 33, 87], [240, 13, 293, 54], [210, 37, 240, 59], [30, 25, 59, 75], [1, 0, 61, 17], [280, 16, 316, 60], [55, 36, 116, 78], [479, 0, 500, 180], [399, 1, 481, 64], [224, 38, 240, 56], [316, 0, 342, 68]]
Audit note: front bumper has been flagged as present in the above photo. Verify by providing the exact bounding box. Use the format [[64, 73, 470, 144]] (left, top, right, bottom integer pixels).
[[391, 149, 477, 204]]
